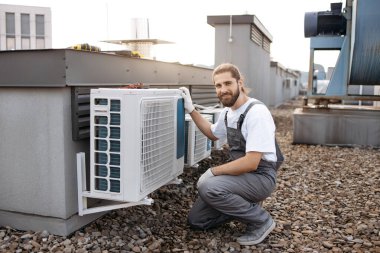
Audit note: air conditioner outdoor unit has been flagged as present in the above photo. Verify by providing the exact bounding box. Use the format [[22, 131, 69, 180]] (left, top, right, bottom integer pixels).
[[88, 88, 185, 203], [184, 114, 212, 167], [200, 107, 227, 149]]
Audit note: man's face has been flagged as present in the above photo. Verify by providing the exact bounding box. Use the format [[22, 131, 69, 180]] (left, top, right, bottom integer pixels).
[[214, 71, 241, 107]]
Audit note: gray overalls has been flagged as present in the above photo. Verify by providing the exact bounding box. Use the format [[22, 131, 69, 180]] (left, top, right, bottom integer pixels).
[[188, 101, 283, 229]]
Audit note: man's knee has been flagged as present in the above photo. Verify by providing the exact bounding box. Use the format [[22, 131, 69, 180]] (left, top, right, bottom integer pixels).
[[198, 180, 226, 204]]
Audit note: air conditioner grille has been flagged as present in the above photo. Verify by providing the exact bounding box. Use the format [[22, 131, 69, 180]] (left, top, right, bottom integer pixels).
[[110, 100, 120, 111], [93, 98, 121, 193], [184, 121, 189, 164], [194, 128, 208, 163], [141, 99, 175, 194]]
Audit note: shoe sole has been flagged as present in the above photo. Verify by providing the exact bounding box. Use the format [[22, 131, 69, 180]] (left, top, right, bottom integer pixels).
[[238, 220, 276, 246]]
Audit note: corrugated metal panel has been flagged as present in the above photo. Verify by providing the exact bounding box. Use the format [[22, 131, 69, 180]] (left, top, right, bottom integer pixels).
[[191, 86, 219, 107], [148, 84, 219, 107], [263, 37, 271, 53], [71, 87, 91, 140], [72, 85, 125, 140], [250, 24, 262, 46], [72, 84, 219, 140]]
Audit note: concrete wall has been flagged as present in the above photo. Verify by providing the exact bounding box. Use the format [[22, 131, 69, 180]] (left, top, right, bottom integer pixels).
[[0, 87, 104, 235], [293, 107, 380, 147], [0, 88, 77, 218]]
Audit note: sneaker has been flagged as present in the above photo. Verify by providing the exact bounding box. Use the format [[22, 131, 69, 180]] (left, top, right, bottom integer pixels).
[[237, 217, 276, 246]]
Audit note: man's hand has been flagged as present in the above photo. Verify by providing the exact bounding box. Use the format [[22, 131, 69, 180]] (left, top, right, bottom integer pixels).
[[179, 87, 195, 113], [197, 168, 215, 188]]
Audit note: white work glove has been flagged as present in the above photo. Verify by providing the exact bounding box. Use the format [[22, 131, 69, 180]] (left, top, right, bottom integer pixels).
[[179, 87, 195, 113], [197, 168, 215, 188]]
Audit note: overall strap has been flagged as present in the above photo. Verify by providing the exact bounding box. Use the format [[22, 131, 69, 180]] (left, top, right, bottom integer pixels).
[[223, 100, 284, 170], [224, 100, 263, 130]]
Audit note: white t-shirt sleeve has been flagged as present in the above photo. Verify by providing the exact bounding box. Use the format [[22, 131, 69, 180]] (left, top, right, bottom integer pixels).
[[243, 105, 276, 160], [210, 109, 228, 140]]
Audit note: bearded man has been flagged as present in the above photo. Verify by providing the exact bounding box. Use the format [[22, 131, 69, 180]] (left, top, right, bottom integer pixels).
[[180, 63, 283, 245]]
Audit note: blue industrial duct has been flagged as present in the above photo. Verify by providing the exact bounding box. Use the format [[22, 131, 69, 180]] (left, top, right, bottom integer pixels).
[[305, 0, 380, 98], [349, 0, 380, 85]]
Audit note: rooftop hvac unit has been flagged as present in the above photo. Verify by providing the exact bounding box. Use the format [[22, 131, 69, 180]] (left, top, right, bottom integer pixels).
[[184, 114, 212, 167], [200, 107, 227, 149], [87, 88, 185, 203]]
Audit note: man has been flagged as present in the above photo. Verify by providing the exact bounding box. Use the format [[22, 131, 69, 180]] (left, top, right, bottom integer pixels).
[[179, 63, 283, 246]]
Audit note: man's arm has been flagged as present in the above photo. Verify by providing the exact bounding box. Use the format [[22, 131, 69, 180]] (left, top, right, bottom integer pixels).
[[179, 86, 218, 141], [211, 151, 262, 175], [189, 109, 218, 141]]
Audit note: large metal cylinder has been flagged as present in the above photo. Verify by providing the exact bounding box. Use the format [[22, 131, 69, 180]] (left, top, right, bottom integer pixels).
[[349, 0, 380, 85]]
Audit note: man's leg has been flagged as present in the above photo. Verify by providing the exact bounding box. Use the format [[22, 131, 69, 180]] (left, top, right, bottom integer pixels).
[[197, 172, 275, 225], [197, 171, 276, 244], [188, 196, 232, 230]]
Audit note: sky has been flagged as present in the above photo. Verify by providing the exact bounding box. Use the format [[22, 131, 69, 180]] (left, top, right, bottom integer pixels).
[[1, 0, 342, 71]]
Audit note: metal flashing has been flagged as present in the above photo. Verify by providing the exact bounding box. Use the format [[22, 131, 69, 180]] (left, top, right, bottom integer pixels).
[[207, 14, 272, 42]]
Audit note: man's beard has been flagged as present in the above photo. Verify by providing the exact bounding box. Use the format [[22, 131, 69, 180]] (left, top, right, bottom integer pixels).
[[218, 85, 240, 107]]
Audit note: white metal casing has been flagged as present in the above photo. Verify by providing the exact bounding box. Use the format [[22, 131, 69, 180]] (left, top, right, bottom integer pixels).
[[200, 108, 227, 149], [184, 114, 212, 167], [89, 88, 185, 202]]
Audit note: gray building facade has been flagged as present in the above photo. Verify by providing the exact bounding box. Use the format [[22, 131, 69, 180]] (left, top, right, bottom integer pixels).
[[270, 61, 301, 107], [207, 14, 303, 107], [0, 4, 52, 50], [207, 15, 273, 105]]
